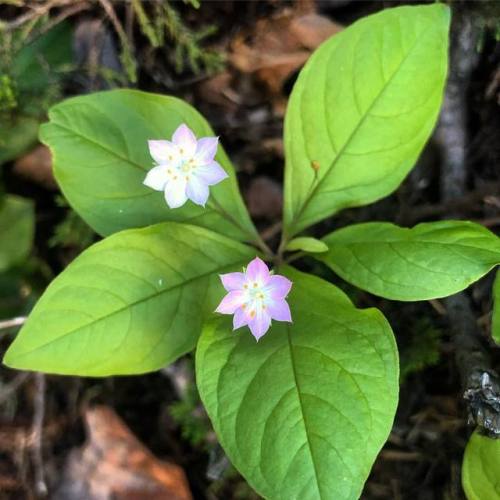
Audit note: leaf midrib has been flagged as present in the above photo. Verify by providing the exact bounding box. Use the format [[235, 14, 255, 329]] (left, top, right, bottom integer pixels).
[[286, 325, 325, 500], [11, 257, 250, 359], [288, 20, 436, 235]]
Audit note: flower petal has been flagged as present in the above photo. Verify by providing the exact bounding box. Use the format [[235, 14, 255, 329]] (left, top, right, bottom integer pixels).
[[215, 291, 246, 314], [148, 140, 178, 164], [266, 299, 292, 322], [248, 309, 271, 341], [266, 275, 293, 299], [172, 124, 197, 157], [186, 176, 209, 207], [195, 161, 228, 186], [220, 272, 246, 291], [195, 137, 219, 164], [143, 165, 167, 191], [246, 257, 270, 285], [233, 307, 249, 330], [164, 177, 188, 208]]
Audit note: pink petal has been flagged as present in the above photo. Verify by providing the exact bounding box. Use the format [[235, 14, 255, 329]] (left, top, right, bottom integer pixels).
[[195, 137, 219, 164], [148, 140, 177, 164], [164, 177, 188, 208], [266, 275, 293, 299], [172, 124, 197, 157], [248, 309, 271, 341], [186, 176, 209, 207], [266, 299, 292, 322], [246, 257, 270, 285], [195, 161, 228, 186], [233, 307, 249, 330], [215, 291, 246, 314], [220, 272, 246, 291], [143, 165, 167, 191]]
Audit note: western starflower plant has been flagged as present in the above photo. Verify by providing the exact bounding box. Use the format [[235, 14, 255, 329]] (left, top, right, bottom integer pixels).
[[144, 123, 228, 208], [4, 5, 500, 500]]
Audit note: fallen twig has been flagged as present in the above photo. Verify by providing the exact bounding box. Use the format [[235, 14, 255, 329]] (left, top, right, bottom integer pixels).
[[32, 373, 47, 496], [436, 9, 500, 438], [0, 317, 27, 332]]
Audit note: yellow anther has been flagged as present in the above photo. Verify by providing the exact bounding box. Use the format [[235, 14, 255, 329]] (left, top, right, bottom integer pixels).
[[253, 282, 258, 288], [250, 310, 256, 318]]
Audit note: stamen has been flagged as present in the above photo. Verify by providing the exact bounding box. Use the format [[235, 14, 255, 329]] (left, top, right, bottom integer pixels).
[[253, 282, 258, 288], [250, 310, 256, 318]]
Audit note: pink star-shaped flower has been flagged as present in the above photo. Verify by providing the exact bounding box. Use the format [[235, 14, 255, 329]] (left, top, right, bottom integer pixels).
[[215, 257, 292, 341], [144, 124, 228, 208]]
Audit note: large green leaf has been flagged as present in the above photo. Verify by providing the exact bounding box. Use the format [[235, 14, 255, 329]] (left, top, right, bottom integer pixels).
[[39, 89, 258, 242], [493, 271, 500, 345], [197, 268, 398, 500], [4, 222, 254, 376], [318, 221, 500, 301], [283, 4, 450, 237], [462, 430, 500, 500], [0, 195, 34, 272]]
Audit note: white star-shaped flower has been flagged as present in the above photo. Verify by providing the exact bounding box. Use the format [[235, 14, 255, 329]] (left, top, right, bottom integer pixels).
[[144, 124, 228, 208]]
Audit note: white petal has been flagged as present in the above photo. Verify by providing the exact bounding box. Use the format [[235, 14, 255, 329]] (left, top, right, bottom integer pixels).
[[143, 165, 168, 191], [195, 137, 219, 164], [196, 161, 228, 186], [172, 124, 197, 157], [164, 177, 188, 208], [186, 176, 209, 207], [148, 140, 178, 164]]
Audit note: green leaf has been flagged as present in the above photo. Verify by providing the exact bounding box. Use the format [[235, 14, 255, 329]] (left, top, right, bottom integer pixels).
[[0, 195, 34, 272], [196, 267, 399, 500], [318, 221, 500, 301], [285, 236, 328, 253], [40, 89, 258, 242], [4, 222, 254, 376], [492, 271, 500, 345], [462, 430, 500, 500], [283, 4, 450, 237]]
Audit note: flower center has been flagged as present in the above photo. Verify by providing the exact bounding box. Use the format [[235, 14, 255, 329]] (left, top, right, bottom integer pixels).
[[245, 282, 266, 301], [180, 158, 196, 173]]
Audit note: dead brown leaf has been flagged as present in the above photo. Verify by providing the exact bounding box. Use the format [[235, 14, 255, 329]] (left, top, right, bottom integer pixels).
[[229, 8, 343, 96], [13, 144, 57, 190], [54, 406, 192, 500]]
